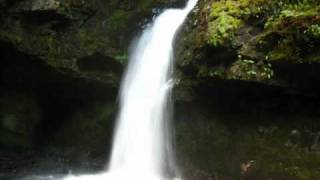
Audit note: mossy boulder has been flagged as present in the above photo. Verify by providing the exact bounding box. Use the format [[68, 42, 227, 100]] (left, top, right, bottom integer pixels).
[[175, 0, 320, 99]]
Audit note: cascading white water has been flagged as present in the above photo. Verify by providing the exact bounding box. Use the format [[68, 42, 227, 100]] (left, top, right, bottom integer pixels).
[[63, 0, 198, 180]]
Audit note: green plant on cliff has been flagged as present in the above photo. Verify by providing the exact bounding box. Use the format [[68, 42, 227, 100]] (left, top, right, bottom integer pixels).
[[207, 0, 271, 47], [305, 24, 320, 38], [114, 53, 128, 64], [257, 0, 320, 64], [265, 0, 320, 30], [229, 59, 274, 81], [210, 0, 270, 18], [207, 1, 243, 46], [207, 13, 242, 46]]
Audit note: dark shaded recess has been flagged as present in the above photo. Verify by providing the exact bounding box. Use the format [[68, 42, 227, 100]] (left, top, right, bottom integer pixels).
[[19, 11, 70, 27], [174, 79, 320, 157], [259, 32, 284, 50], [0, 41, 118, 149], [246, 14, 267, 29], [183, 78, 320, 126], [298, 36, 320, 58], [14, 11, 71, 32], [178, 64, 197, 78], [200, 46, 238, 66], [196, 78, 320, 115], [0, 0, 24, 9], [77, 53, 123, 74], [273, 62, 320, 95]]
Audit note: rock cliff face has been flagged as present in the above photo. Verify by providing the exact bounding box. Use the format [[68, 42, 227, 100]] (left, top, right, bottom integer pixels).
[[0, 0, 184, 84], [174, 0, 320, 179], [0, 0, 185, 174], [1, 0, 320, 179]]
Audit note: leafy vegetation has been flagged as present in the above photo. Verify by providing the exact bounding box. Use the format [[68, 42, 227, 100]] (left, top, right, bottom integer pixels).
[[207, 13, 242, 46], [229, 59, 274, 81], [207, 0, 272, 47], [305, 24, 320, 38]]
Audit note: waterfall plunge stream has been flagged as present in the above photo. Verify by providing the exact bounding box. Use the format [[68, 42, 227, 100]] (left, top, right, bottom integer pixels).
[[63, 0, 198, 180]]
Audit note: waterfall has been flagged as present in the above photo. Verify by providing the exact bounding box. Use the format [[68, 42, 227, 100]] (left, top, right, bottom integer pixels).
[[64, 0, 198, 179]]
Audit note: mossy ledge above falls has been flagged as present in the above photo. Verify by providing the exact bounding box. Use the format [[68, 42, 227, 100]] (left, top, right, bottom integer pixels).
[[0, 0, 320, 180], [175, 0, 320, 97]]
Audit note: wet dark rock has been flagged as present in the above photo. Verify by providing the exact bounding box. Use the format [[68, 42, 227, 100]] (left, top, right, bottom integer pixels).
[[0, 41, 118, 160], [0, 0, 187, 86]]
